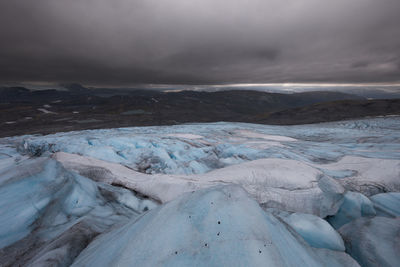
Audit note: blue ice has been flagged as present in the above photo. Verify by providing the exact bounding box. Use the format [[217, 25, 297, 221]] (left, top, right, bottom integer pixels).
[[328, 191, 376, 229], [370, 192, 400, 217]]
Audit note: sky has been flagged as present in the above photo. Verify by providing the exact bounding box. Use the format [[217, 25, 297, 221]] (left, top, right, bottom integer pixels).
[[1, 0, 400, 86]]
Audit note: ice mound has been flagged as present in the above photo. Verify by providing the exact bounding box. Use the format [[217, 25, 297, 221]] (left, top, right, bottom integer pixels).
[[339, 217, 400, 267], [321, 156, 400, 196], [328, 191, 376, 229], [0, 158, 157, 266], [370, 192, 400, 217], [269, 209, 345, 251], [200, 158, 346, 217], [72, 185, 359, 267]]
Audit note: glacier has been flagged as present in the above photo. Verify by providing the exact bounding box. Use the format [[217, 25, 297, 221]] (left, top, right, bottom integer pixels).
[[0, 116, 399, 266]]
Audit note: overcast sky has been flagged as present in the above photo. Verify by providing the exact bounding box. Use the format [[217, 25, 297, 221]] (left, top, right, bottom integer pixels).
[[1, 0, 399, 86]]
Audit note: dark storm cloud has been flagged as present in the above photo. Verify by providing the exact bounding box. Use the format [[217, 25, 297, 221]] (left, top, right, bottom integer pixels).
[[0, 0, 400, 85]]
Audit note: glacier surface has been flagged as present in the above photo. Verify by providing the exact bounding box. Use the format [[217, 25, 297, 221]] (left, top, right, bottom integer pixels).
[[0, 116, 399, 266]]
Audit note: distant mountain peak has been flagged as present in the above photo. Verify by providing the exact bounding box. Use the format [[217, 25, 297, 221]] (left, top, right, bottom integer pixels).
[[60, 83, 89, 92]]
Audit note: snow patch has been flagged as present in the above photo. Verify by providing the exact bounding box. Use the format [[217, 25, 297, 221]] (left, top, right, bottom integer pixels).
[[37, 108, 57, 114]]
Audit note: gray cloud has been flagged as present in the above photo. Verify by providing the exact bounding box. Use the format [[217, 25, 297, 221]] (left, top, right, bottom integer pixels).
[[0, 0, 399, 85]]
